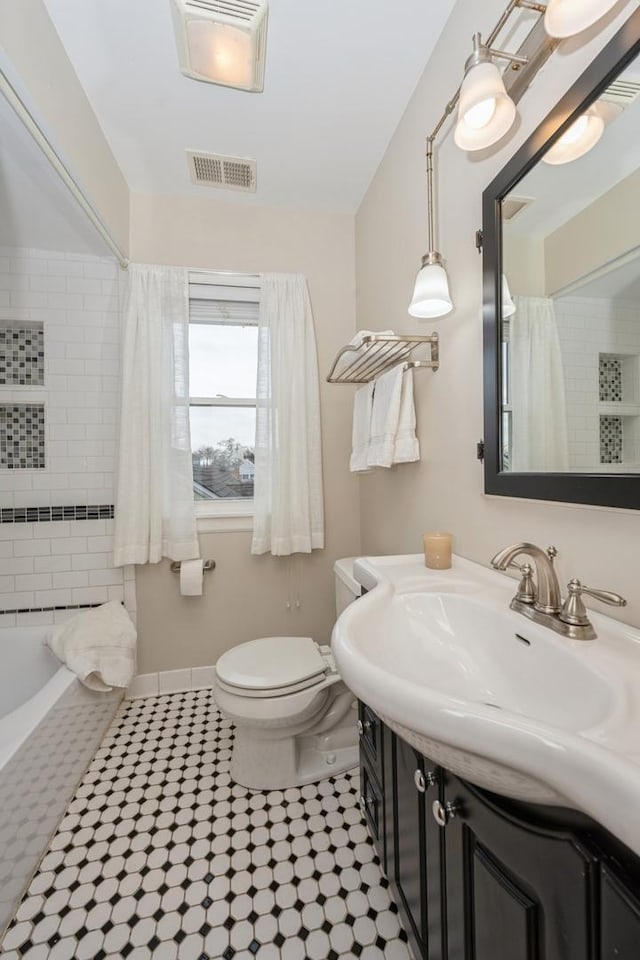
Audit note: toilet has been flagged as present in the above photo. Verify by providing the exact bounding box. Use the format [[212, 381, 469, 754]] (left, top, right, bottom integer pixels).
[[214, 558, 361, 790]]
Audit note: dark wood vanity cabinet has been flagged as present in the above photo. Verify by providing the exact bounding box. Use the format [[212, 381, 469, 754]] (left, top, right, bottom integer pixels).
[[357, 702, 640, 960]]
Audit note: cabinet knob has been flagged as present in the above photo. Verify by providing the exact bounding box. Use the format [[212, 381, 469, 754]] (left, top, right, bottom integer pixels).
[[432, 799, 458, 827], [414, 769, 437, 793], [357, 719, 372, 736]]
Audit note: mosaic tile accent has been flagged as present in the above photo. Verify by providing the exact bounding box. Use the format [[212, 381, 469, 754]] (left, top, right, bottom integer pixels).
[[0, 405, 45, 470], [599, 356, 622, 402], [600, 415, 623, 464], [0, 602, 104, 617], [0, 504, 114, 524], [0, 690, 409, 960], [0, 325, 44, 387]]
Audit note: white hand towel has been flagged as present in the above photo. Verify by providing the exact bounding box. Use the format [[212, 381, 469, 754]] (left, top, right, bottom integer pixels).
[[47, 601, 137, 692], [393, 369, 420, 463], [367, 365, 404, 468], [333, 329, 394, 378], [350, 381, 375, 472]]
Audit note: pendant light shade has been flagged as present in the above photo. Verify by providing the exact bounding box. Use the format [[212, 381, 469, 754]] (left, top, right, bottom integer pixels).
[[544, 0, 619, 38], [502, 274, 516, 318], [542, 104, 605, 165], [408, 254, 453, 319], [454, 48, 517, 151]]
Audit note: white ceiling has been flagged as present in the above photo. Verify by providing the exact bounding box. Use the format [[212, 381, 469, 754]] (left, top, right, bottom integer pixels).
[[43, 0, 457, 213]]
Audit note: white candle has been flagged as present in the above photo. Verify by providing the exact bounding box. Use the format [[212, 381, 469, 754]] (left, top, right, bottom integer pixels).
[[423, 532, 453, 569]]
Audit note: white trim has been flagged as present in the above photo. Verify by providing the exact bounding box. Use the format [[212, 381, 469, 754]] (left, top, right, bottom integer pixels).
[[127, 665, 217, 699], [197, 515, 253, 533], [189, 271, 261, 288]]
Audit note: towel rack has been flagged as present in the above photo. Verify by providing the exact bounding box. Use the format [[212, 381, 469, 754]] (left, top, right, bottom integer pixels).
[[326, 333, 439, 383]]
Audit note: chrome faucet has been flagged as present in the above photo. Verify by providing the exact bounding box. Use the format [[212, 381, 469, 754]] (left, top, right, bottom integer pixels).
[[490, 542, 626, 641]]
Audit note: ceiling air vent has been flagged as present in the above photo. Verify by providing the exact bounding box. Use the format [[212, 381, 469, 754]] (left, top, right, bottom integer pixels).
[[601, 78, 640, 106], [171, 0, 268, 92], [502, 196, 533, 221], [187, 151, 257, 192]]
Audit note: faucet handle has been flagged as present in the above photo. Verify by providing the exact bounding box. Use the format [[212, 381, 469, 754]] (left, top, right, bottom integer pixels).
[[513, 562, 536, 605], [546, 546, 558, 565], [559, 578, 627, 627]]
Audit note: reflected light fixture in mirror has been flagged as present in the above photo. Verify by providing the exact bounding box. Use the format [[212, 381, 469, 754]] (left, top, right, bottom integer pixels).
[[454, 34, 520, 151], [545, 0, 620, 39], [502, 274, 516, 318], [542, 103, 605, 163]]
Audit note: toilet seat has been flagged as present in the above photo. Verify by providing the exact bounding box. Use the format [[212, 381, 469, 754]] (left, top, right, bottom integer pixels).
[[216, 636, 332, 699]]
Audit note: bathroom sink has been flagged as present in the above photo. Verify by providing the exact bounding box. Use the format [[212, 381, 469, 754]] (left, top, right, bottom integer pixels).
[[333, 554, 640, 856]]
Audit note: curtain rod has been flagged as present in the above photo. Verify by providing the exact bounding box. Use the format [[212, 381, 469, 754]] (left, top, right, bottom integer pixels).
[[0, 69, 130, 270]]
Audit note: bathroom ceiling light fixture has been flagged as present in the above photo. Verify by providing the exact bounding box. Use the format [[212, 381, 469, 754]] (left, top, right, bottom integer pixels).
[[170, 0, 269, 92], [408, 138, 453, 319], [544, 0, 620, 39], [454, 34, 526, 152]]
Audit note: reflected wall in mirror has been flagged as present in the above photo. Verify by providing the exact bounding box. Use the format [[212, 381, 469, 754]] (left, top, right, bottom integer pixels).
[[483, 9, 640, 509], [502, 52, 640, 474]]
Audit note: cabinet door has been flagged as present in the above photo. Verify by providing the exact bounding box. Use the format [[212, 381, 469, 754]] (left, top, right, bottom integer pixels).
[[443, 773, 597, 960], [600, 863, 640, 959], [392, 735, 443, 960]]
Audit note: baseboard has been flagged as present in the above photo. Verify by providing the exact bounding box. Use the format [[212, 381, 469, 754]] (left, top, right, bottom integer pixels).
[[127, 665, 216, 699]]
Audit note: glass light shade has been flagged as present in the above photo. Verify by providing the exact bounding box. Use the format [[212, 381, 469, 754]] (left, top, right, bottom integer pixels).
[[454, 61, 517, 151], [542, 106, 605, 165], [502, 274, 516, 318], [544, 0, 619, 38], [186, 19, 254, 89], [408, 260, 453, 319]]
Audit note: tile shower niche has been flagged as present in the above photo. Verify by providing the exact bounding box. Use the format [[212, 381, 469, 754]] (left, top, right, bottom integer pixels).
[[0, 320, 46, 470], [599, 353, 640, 468]]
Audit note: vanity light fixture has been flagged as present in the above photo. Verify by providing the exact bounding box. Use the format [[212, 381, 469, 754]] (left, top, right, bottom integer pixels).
[[170, 0, 269, 93], [454, 34, 526, 152], [408, 138, 453, 318], [542, 103, 605, 163], [544, 0, 620, 38], [502, 274, 517, 317]]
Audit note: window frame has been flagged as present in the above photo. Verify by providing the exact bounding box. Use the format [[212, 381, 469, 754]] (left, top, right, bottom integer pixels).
[[188, 272, 260, 525]]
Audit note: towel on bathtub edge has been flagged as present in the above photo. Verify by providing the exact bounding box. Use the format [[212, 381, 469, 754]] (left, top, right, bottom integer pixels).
[[46, 600, 137, 692]]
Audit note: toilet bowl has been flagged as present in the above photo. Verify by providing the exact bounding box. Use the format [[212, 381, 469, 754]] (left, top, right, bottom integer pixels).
[[213, 559, 362, 790]]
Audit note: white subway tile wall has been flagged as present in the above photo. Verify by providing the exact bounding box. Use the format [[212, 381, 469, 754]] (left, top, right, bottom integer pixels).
[[555, 296, 640, 472], [0, 248, 136, 625]]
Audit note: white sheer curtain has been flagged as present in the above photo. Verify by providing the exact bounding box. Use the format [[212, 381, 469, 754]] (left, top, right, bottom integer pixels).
[[510, 296, 569, 472], [251, 274, 324, 556], [113, 264, 199, 565]]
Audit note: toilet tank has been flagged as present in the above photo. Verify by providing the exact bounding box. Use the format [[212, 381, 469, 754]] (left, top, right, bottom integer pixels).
[[333, 558, 362, 617]]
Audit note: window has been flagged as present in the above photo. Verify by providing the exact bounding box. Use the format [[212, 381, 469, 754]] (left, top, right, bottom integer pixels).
[[188, 275, 259, 515]]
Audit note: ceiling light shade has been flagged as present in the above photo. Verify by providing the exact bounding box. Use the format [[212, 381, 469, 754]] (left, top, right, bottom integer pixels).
[[542, 104, 605, 164], [544, 0, 619, 38], [171, 0, 268, 92], [408, 253, 453, 319], [502, 274, 516, 318], [454, 58, 517, 151]]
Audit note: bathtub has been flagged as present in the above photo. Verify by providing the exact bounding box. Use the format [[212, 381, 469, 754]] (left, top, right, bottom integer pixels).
[[0, 626, 122, 935]]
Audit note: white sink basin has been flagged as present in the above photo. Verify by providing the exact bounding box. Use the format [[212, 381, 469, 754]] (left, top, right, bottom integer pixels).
[[332, 554, 640, 856]]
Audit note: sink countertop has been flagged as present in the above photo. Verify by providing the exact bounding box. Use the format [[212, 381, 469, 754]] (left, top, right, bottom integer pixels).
[[333, 553, 640, 856]]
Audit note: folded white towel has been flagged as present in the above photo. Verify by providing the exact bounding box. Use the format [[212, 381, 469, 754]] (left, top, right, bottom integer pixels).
[[47, 601, 137, 692], [367, 364, 404, 468], [350, 381, 375, 472], [333, 329, 394, 378], [393, 369, 420, 463]]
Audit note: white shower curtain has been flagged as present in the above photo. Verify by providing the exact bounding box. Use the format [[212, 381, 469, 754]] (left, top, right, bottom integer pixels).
[[113, 264, 199, 565], [251, 274, 325, 556], [510, 296, 569, 473]]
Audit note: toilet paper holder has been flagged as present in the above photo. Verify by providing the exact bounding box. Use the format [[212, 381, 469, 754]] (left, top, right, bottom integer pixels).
[[170, 559, 216, 574]]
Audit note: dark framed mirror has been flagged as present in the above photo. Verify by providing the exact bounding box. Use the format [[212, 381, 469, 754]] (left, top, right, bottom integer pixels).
[[483, 9, 640, 509]]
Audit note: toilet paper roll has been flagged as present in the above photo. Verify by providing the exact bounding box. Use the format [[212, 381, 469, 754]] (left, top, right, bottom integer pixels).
[[179, 558, 204, 596]]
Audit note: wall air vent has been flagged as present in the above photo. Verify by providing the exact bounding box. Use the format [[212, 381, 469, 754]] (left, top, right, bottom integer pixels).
[[502, 196, 533, 221], [187, 151, 257, 192], [171, 0, 268, 92]]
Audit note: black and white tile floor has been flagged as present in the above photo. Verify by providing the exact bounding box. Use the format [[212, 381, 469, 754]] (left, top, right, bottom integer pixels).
[[0, 690, 411, 960]]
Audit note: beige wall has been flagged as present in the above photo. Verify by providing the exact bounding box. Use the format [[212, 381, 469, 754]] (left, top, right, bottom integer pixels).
[[0, 0, 129, 254], [503, 233, 545, 297], [131, 193, 360, 672], [356, 1, 640, 627], [546, 166, 640, 293]]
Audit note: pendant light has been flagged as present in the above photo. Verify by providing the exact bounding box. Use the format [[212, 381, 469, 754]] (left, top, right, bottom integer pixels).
[[408, 139, 453, 318], [544, 0, 619, 39], [542, 103, 605, 164], [454, 34, 521, 152], [502, 274, 516, 318]]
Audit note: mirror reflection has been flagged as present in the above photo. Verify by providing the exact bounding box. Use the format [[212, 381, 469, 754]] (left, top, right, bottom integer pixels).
[[501, 54, 640, 473]]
